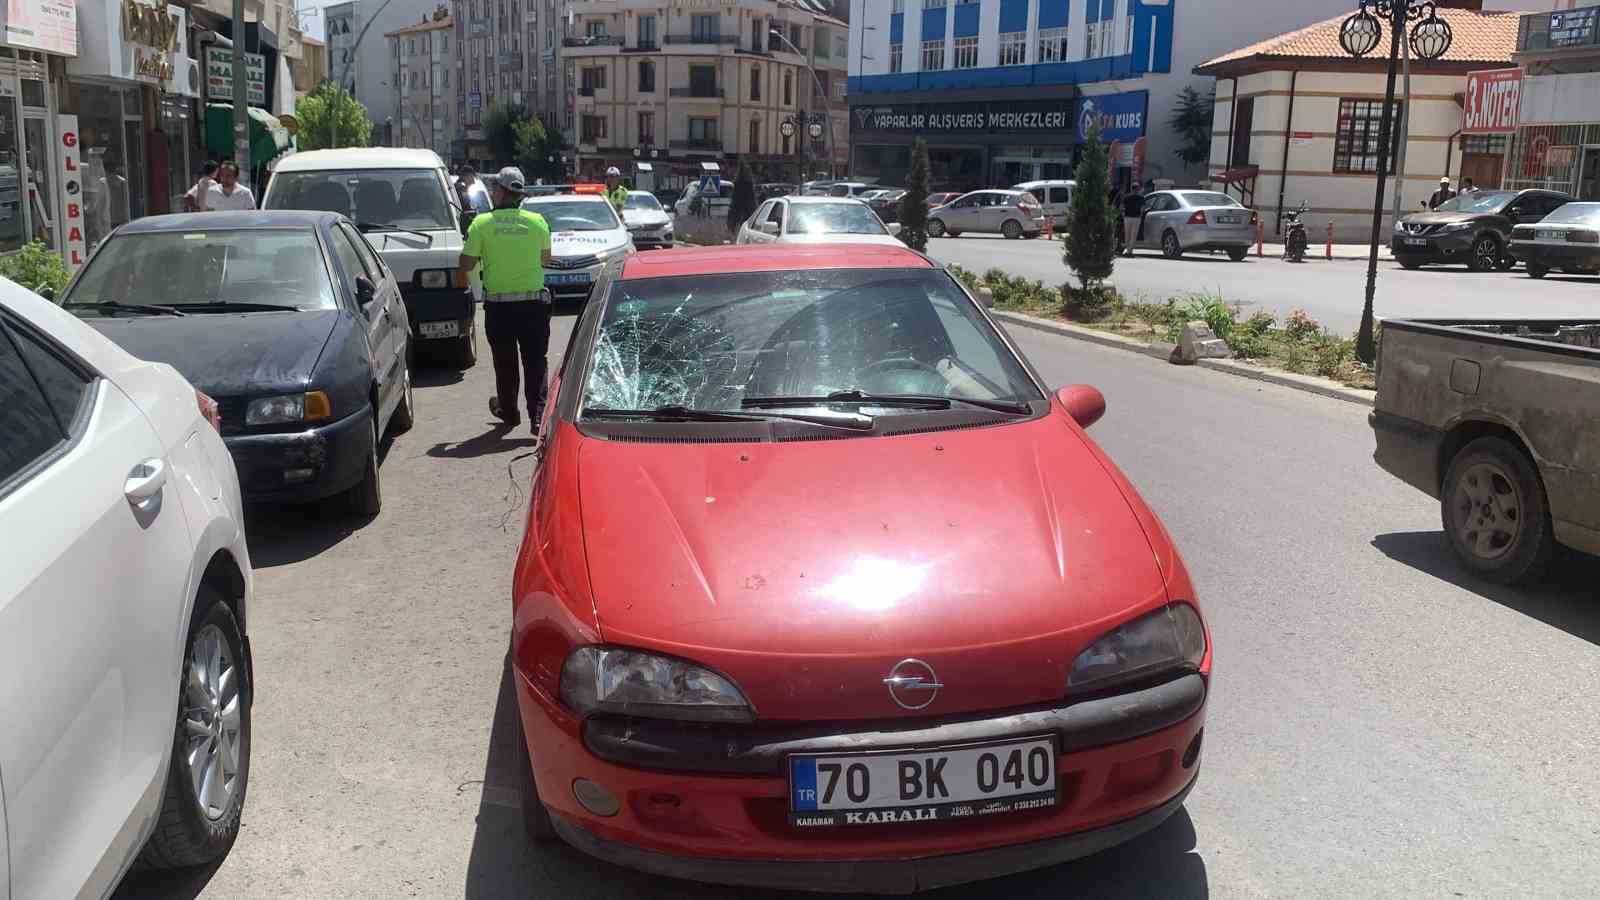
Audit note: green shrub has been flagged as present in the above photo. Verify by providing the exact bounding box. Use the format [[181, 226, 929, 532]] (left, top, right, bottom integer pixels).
[[947, 263, 980, 289], [0, 242, 71, 299], [1284, 308, 1320, 342], [1164, 293, 1236, 343], [1228, 331, 1270, 359], [1241, 311, 1276, 337], [1063, 284, 1123, 322], [1312, 334, 1355, 380], [1128, 299, 1177, 331]]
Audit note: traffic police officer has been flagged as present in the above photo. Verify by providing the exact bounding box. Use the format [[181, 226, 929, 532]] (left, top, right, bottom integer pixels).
[[605, 166, 628, 213], [458, 167, 554, 432]]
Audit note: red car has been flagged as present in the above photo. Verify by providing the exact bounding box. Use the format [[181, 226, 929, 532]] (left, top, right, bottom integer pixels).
[[926, 191, 963, 209], [511, 244, 1210, 893]]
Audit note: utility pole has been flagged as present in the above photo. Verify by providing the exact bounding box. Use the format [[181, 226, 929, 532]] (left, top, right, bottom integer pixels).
[[232, 0, 251, 188]]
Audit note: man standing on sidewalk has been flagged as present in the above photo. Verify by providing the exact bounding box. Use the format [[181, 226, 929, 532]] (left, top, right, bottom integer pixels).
[[206, 161, 256, 211], [458, 167, 554, 433], [1428, 176, 1455, 209], [1120, 181, 1149, 256]]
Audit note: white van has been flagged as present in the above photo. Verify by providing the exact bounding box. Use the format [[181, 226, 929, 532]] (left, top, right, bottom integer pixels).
[[263, 148, 479, 367], [1013, 179, 1076, 229]]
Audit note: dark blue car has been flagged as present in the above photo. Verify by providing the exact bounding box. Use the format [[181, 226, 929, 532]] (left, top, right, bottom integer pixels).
[[61, 210, 414, 515]]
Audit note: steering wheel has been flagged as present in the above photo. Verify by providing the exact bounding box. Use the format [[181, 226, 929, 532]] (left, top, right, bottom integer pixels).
[[860, 357, 940, 378], [858, 357, 947, 395]]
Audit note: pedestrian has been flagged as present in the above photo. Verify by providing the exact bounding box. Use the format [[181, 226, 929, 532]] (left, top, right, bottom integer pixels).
[[206, 160, 256, 211], [604, 166, 629, 213], [457, 166, 554, 434], [183, 161, 218, 212], [1461, 177, 1477, 194], [456, 164, 490, 212], [1428, 176, 1455, 209], [1120, 180, 1148, 256]]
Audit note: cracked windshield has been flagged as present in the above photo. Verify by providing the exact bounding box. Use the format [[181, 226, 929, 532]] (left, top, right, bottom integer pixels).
[[582, 269, 1039, 416]]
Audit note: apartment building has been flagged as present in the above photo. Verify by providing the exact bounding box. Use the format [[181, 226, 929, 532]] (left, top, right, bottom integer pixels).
[[327, 2, 360, 91], [558, 0, 849, 185], [451, 0, 564, 164], [386, 8, 457, 159], [1502, 1, 1600, 199]]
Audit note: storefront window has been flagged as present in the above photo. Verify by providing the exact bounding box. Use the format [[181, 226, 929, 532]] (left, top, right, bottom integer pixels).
[[72, 84, 136, 252], [162, 97, 191, 215], [0, 92, 23, 253]]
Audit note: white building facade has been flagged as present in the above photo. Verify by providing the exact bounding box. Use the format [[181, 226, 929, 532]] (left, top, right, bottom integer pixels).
[[386, 11, 455, 159], [847, 0, 1393, 190]]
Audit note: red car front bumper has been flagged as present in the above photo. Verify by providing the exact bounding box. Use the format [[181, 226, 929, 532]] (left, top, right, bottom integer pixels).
[[515, 668, 1206, 894]]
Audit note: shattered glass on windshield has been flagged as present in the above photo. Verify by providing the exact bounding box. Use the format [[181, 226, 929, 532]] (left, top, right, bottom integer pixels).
[[580, 270, 1042, 415]]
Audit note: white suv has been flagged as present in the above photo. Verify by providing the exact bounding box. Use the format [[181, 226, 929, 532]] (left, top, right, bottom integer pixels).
[[0, 277, 254, 898]]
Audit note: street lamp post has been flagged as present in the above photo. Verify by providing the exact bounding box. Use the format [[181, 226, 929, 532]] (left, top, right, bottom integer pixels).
[[1339, 0, 1452, 363], [780, 114, 826, 184], [770, 28, 836, 178]]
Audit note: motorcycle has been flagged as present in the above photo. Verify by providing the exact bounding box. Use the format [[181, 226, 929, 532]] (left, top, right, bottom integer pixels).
[[1283, 202, 1310, 263]]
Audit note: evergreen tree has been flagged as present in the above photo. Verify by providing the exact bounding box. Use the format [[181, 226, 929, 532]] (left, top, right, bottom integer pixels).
[[1169, 85, 1215, 175], [898, 137, 930, 252], [727, 158, 759, 235], [1064, 122, 1117, 292]]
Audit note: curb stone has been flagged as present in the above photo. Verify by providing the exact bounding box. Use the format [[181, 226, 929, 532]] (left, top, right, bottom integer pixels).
[[989, 309, 1376, 407]]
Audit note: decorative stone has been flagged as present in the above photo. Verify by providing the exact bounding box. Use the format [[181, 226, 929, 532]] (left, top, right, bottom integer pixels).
[[1172, 321, 1230, 364]]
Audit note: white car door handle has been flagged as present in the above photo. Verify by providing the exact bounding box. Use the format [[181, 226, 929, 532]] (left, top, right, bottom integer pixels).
[[124, 458, 168, 504]]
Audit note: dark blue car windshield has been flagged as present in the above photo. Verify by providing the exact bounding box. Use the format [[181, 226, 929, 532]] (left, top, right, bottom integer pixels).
[[65, 229, 338, 312]]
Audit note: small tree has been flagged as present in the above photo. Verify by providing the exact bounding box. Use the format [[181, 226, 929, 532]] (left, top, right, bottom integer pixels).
[[1169, 85, 1215, 176], [482, 101, 527, 166], [294, 81, 374, 150], [898, 137, 930, 251], [1064, 122, 1117, 292], [512, 117, 553, 180], [727, 158, 758, 235]]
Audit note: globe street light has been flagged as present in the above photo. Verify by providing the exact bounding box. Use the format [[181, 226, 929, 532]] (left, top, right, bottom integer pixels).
[[1340, 0, 1452, 364], [770, 28, 837, 178]]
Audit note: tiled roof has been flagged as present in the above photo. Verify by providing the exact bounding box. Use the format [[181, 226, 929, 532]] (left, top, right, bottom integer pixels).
[[1197, 8, 1519, 73], [302, 35, 325, 46], [384, 17, 452, 37]]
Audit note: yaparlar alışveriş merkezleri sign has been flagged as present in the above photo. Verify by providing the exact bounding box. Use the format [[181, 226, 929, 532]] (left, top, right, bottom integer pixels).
[[851, 91, 1148, 144]]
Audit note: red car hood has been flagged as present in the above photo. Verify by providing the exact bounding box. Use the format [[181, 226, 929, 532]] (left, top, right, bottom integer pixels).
[[576, 414, 1171, 720]]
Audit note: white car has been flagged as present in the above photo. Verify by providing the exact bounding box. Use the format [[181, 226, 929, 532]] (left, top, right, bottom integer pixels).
[[619, 191, 674, 249], [519, 192, 634, 302], [263, 147, 481, 367], [673, 178, 732, 217], [736, 197, 905, 247], [0, 278, 253, 898]]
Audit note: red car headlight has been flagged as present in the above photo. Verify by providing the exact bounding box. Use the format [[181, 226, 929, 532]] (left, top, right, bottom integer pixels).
[[560, 646, 756, 722], [1067, 603, 1207, 694]]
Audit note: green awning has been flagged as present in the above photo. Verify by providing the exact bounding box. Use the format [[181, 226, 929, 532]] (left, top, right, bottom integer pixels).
[[204, 104, 292, 166]]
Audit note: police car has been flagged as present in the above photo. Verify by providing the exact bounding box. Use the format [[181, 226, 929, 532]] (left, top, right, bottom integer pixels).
[[520, 185, 635, 302]]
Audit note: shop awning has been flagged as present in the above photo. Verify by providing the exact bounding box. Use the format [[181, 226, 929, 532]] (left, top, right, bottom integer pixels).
[[204, 104, 292, 166], [635, 162, 653, 172]]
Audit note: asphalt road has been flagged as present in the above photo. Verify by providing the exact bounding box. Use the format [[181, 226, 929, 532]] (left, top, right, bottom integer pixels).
[[927, 234, 1600, 335], [117, 306, 1600, 899]]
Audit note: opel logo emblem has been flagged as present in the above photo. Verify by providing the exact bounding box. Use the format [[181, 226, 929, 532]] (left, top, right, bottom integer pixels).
[[883, 658, 942, 710]]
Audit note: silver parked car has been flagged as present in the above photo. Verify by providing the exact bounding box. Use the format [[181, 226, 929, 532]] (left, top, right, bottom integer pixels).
[[927, 190, 1046, 240], [1129, 190, 1257, 261]]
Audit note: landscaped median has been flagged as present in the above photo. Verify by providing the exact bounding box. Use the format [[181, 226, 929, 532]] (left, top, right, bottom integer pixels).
[[950, 264, 1377, 405]]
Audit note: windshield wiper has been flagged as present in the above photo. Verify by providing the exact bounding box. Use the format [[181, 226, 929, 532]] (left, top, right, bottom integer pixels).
[[172, 301, 301, 313], [584, 405, 872, 430], [63, 300, 186, 317], [742, 390, 1031, 414], [356, 222, 434, 243]]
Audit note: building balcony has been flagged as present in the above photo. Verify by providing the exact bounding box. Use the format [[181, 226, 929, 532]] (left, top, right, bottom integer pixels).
[[623, 41, 659, 52], [468, 18, 491, 36], [498, 51, 524, 67], [1517, 6, 1599, 55], [669, 138, 722, 151], [563, 34, 624, 48], [663, 34, 738, 45], [578, 86, 596, 96], [669, 86, 723, 98]]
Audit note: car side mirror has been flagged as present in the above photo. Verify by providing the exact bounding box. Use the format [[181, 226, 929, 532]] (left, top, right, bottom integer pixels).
[[38, 286, 54, 302], [1056, 384, 1106, 429], [459, 210, 477, 237], [887, 222, 902, 236], [761, 221, 780, 235], [355, 274, 377, 307]]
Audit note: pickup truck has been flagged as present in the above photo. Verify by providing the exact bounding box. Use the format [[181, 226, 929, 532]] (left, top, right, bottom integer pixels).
[[1371, 318, 1600, 584]]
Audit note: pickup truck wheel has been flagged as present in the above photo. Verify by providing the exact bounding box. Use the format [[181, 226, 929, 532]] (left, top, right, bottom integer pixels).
[[1441, 437, 1555, 585], [1527, 263, 1549, 279], [1467, 235, 1499, 272]]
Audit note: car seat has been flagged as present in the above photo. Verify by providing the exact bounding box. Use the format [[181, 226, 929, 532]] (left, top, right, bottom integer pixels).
[[354, 180, 398, 224]]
